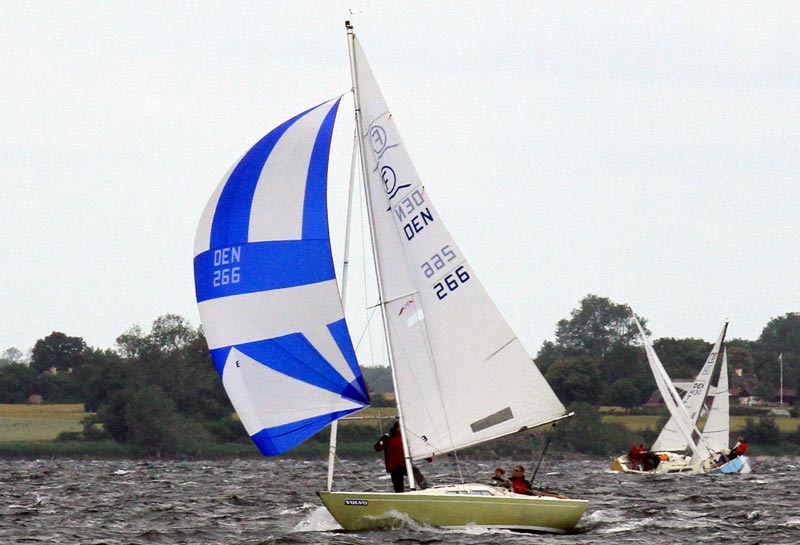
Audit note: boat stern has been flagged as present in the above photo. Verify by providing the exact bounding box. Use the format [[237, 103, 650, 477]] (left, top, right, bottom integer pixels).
[[610, 456, 629, 472], [717, 456, 751, 474]]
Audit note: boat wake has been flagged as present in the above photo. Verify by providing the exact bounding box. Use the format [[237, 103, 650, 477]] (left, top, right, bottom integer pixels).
[[292, 507, 341, 532]]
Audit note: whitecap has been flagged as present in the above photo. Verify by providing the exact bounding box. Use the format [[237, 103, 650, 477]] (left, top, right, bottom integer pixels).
[[586, 509, 626, 524], [292, 506, 341, 532], [598, 518, 651, 534]]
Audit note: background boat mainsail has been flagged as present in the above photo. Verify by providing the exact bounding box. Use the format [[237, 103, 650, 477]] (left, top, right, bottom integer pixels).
[[702, 347, 731, 453], [193, 98, 370, 457]]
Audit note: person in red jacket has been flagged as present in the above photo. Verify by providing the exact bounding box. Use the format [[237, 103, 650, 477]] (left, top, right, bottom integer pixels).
[[628, 444, 647, 470], [730, 436, 748, 459], [509, 465, 533, 495], [374, 420, 407, 492]]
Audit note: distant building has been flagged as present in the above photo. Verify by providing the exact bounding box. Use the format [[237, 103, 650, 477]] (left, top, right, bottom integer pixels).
[[645, 370, 769, 408], [730, 370, 760, 405], [644, 380, 695, 407]]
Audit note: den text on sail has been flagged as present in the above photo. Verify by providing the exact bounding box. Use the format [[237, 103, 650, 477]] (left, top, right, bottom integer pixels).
[[393, 188, 434, 241], [212, 246, 241, 287]]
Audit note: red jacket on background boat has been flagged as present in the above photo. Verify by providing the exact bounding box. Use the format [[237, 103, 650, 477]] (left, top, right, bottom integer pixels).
[[731, 437, 748, 458]]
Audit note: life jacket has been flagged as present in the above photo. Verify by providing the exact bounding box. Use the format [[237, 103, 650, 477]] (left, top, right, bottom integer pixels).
[[376, 434, 405, 471], [629, 445, 645, 463], [734, 441, 748, 455], [511, 477, 530, 494]]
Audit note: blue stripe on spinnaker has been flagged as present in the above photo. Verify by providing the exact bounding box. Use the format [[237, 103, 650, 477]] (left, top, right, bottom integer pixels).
[[302, 98, 341, 240], [209, 346, 233, 377], [251, 409, 360, 456], [209, 116, 298, 249], [208, 100, 339, 249], [328, 319, 369, 400], [343, 377, 370, 407], [232, 333, 368, 404], [208, 329, 369, 403], [194, 239, 335, 302]]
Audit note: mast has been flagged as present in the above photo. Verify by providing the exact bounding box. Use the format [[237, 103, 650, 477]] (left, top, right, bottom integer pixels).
[[326, 131, 362, 492], [345, 20, 417, 489], [780, 353, 784, 405]]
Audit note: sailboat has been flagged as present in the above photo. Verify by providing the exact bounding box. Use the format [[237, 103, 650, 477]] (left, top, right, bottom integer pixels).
[[192, 21, 587, 533], [610, 317, 750, 474]]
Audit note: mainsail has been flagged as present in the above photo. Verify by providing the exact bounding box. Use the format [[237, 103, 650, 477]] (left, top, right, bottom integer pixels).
[[350, 35, 569, 462], [702, 347, 731, 453], [193, 98, 370, 457]]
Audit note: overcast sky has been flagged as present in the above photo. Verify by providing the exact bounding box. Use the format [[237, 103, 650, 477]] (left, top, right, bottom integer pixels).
[[2, 2, 798, 358]]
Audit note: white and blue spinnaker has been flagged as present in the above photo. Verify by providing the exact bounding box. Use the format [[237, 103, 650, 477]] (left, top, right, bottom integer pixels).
[[193, 97, 370, 457]]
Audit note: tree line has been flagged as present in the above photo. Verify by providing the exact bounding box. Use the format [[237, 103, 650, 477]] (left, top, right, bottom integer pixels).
[[0, 315, 243, 455], [0, 295, 797, 456], [535, 296, 798, 409]]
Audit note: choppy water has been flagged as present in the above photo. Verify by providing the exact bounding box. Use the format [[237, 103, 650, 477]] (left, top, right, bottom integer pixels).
[[1, 456, 798, 544]]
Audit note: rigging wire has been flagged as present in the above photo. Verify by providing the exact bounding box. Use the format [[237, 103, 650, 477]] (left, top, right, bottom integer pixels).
[[530, 423, 557, 486]]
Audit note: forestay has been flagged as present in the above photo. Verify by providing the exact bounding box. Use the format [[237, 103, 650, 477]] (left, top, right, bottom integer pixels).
[[193, 98, 370, 457], [351, 35, 568, 462]]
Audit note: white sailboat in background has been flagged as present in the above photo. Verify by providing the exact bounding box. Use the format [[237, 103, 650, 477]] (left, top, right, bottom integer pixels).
[[193, 21, 587, 533], [610, 316, 750, 474], [649, 323, 729, 455], [703, 347, 731, 452]]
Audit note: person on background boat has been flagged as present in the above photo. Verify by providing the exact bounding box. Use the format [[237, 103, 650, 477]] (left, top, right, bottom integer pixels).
[[628, 444, 646, 470], [374, 420, 407, 492], [643, 447, 660, 471], [509, 465, 533, 495], [490, 467, 511, 489], [730, 436, 748, 459]]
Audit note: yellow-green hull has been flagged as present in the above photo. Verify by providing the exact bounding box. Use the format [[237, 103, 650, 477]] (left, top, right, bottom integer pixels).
[[318, 484, 588, 533]]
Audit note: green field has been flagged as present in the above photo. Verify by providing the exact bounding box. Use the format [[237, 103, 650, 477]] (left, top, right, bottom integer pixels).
[[1, 403, 796, 458], [0, 403, 396, 442], [601, 413, 799, 434], [0, 403, 87, 441]]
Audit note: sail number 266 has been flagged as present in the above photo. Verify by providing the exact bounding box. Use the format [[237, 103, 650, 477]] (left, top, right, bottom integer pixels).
[[212, 247, 241, 287], [421, 245, 469, 300], [433, 266, 470, 300]]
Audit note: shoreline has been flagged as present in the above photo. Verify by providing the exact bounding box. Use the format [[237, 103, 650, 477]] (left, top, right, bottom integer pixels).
[[2, 440, 798, 461]]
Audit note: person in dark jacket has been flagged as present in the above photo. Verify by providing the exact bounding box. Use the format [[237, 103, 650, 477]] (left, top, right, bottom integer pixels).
[[490, 467, 511, 489]]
